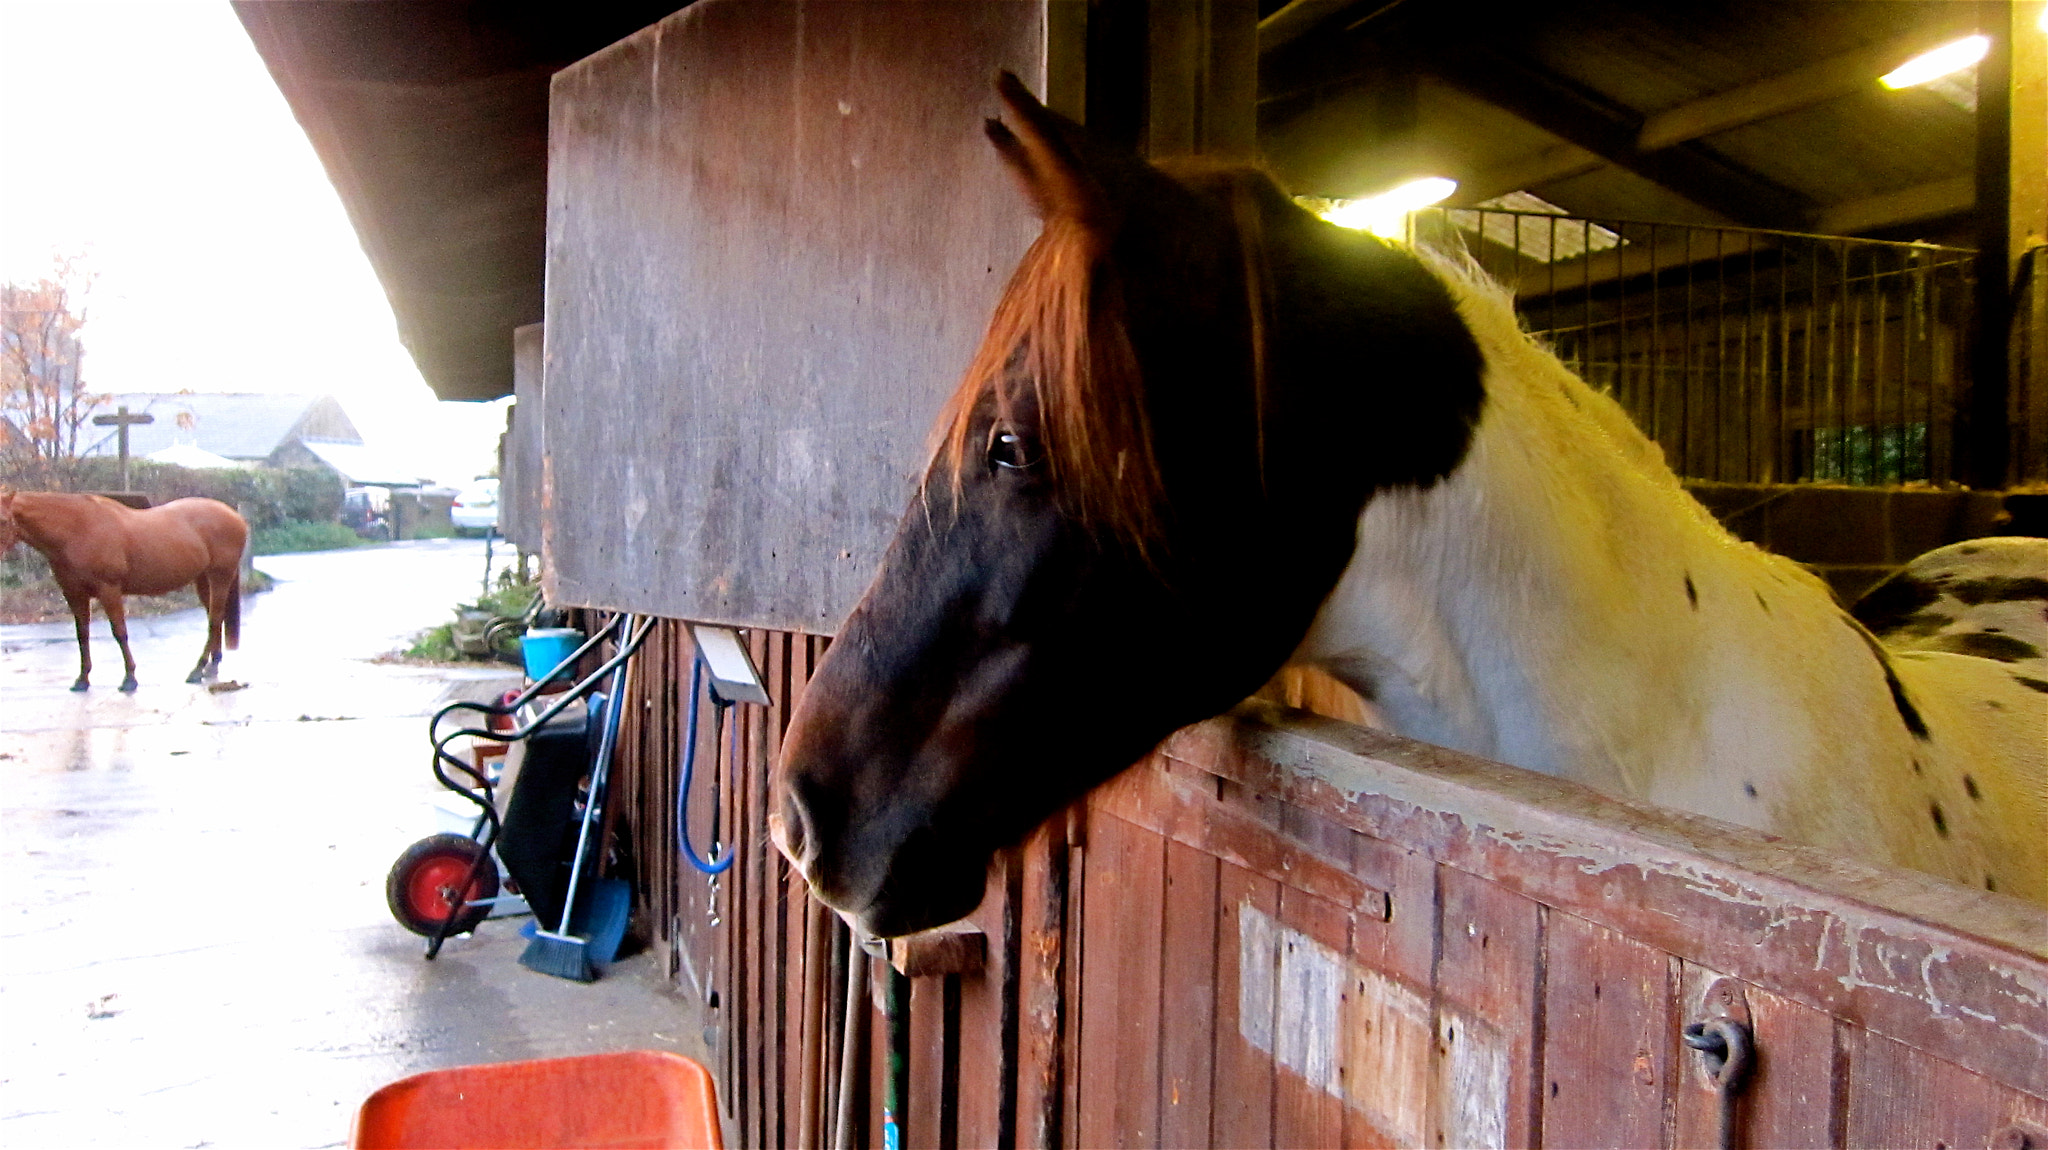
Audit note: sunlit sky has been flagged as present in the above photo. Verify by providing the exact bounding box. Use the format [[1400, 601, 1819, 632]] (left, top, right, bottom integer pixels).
[[0, 0, 508, 487]]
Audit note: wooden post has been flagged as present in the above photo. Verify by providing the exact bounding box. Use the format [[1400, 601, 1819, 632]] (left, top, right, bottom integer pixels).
[[1144, 0, 1258, 161], [91, 404, 154, 491], [1967, 0, 2048, 489]]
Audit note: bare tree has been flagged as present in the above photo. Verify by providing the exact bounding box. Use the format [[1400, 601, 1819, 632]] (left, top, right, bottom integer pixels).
[[1, 252, 99, 488]]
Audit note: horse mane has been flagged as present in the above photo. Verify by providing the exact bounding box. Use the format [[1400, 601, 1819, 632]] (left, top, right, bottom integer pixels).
[[931, 167, 1280, 555]]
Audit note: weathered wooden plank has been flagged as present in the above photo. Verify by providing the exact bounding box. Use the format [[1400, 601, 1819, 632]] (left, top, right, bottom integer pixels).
[[757, 626, 778, 1145], [1163, 708, 2048, 1097], [1432, 867, 1541, 1150], [954, 865, 1010, 1149], [784, 870, 810, 1145], [908, 973, 949, 1149], [1077, 812, 1165, 1149], [1211, 861, 1280, 1148], [1015, 821, 1068, 1150], [1671, 967, 1837, 1150], [1844, 1028, 2048, 1150], [1272, 885, 1350, 1150], [1539, 913, 1673, 1149], [1158, 840, 1219, 1150], [1092, 753, 1387, 916], [1060, 811, 1088, 1150], [1348, 834, 1436, 993], [542, 0, 1045, 629], [501, 322, 542, 550]]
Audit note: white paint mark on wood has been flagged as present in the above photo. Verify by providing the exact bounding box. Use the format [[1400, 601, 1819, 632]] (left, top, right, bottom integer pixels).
[[1238, 900, 1277, 1054], [1237, 901, 1433, 1146], [1436, 1009, 1510, 1149]]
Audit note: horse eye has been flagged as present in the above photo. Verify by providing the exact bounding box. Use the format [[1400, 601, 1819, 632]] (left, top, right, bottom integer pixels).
[[987, 429, 1039, 471]]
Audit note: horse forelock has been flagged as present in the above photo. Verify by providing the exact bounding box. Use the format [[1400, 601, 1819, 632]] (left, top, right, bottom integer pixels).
[[932, 217, 1163, 551], [932, 171, 1279, 556]]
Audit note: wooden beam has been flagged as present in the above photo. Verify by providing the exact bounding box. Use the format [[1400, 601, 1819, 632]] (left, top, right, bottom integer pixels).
[[1255, 0, 1363, 56], [1147, 0, 1259, 160], [1965, 0, 2048, 489], [1813, 175, 1975, 236], [1445, 143, 1604, 206], [1414, 41, 1813, 229], [1636, 28, 1975, 151]]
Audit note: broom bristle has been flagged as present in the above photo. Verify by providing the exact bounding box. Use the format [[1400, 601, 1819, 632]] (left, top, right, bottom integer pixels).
[[519, 930, 595, 983]]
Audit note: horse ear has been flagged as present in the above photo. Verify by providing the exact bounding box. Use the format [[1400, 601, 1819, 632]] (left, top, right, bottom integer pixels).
[[986, 71, 1108, 224]]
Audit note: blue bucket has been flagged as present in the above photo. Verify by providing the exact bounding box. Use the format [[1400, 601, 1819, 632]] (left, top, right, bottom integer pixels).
[[520, 628, 582, 684]]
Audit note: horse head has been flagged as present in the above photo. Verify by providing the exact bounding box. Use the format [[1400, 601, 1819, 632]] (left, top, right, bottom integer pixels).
[[0, 489, 19, 552], [772, 74, 1485, 937]]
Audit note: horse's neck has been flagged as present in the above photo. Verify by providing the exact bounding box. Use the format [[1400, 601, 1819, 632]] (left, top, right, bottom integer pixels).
[[14, 494, 102, 553], [1294, 272, 1883, 823]]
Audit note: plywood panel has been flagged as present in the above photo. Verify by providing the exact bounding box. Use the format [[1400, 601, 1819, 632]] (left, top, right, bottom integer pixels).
[[1540, 913, 1674, 1149], [543, 0, 1045, 628]]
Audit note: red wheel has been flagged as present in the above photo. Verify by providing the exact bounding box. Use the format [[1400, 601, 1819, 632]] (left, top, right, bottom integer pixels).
[[386, 834, 500, 937]]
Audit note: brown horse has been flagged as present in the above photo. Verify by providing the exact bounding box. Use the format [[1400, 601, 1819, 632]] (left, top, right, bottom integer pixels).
[[0, 490, 248, 692]]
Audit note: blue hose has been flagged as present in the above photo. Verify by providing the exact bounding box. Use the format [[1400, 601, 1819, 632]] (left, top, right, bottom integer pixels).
[[677, 655, 734, 874]]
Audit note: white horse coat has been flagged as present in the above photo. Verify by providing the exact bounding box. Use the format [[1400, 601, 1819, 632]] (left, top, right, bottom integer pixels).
[[1295, 256, 2048, 902]]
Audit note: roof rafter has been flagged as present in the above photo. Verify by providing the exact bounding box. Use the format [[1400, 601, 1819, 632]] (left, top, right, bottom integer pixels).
[[1408, 41, 1813, 229], [1636, 27, 1975, 151]]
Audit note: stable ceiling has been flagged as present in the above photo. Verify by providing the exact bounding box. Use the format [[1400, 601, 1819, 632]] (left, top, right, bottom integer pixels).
[[1259, 0, 1985, 237], [239, 0, 1999, 401]]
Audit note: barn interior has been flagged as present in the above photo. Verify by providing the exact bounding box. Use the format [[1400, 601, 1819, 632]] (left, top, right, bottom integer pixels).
[[231, 4, 2048, 1147], [239, 0, 2045, 598]]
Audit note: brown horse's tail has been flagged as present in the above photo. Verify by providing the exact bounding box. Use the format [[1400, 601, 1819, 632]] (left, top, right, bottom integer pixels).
[[225, 571, 241, 650]]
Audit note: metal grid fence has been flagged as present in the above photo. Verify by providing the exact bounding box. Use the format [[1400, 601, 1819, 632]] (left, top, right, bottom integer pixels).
[[1409, 208, 1980, 486]]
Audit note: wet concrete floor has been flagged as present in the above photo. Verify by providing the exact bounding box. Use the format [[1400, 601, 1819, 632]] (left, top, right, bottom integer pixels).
[[1, 539, 707, 1149]]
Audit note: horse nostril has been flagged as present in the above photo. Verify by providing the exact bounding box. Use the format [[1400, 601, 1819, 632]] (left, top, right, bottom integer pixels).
[[771, 785, 812, 871]]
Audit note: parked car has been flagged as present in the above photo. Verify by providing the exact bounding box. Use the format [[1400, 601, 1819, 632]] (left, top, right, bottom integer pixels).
[[451, 480, 499, 535], [342, 486, 391, 541]]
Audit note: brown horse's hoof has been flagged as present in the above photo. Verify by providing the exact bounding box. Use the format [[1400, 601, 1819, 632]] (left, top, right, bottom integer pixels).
[[70, 679, 89, 692], [186, 670, 204, 685], [119, 678, 139, 694]]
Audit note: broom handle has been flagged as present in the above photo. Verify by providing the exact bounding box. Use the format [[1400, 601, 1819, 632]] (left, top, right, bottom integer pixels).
[[557, 627, 633, 932]]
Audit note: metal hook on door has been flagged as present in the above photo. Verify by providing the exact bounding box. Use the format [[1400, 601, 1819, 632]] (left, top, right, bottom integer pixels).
[[1683, 1016, 1755, 1150]]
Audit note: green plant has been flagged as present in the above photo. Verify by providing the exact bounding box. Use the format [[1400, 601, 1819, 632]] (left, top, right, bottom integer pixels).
[[404, 621, 464, 662], [251, 519, 364, 555], [401, 569, 540, 664]]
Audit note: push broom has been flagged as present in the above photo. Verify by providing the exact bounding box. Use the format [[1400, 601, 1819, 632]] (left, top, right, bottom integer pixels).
[[519, 622, 635, 982]]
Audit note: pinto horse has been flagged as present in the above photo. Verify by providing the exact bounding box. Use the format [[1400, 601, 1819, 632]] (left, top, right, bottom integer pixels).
[[0, 490, 248, 692], [771, 75, 2048, 937]]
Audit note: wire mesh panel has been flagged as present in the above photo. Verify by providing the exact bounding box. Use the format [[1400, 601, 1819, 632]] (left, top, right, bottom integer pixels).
[[1410, 209, 1978, 486]]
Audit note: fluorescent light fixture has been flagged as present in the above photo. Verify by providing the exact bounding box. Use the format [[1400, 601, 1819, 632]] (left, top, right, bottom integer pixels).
[[689, 623, 770, 705], [1880, 34, 1989, 89], [1319, 176, 1459, 237]]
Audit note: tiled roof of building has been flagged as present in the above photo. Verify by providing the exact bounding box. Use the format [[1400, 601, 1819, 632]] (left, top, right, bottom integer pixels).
[[78, 393, 360, 461]]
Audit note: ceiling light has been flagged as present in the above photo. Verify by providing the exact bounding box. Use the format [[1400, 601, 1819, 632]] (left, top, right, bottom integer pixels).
[[1880, 34, 1989, 89], [1318, 177, 1459, 238]]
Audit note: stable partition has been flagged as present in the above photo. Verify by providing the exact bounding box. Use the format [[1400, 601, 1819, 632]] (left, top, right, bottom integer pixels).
[[613, 622, 2048, 1149]]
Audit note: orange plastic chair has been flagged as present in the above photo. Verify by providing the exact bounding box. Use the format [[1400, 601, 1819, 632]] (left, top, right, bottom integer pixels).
[[351, 1050, 723, 1149]]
